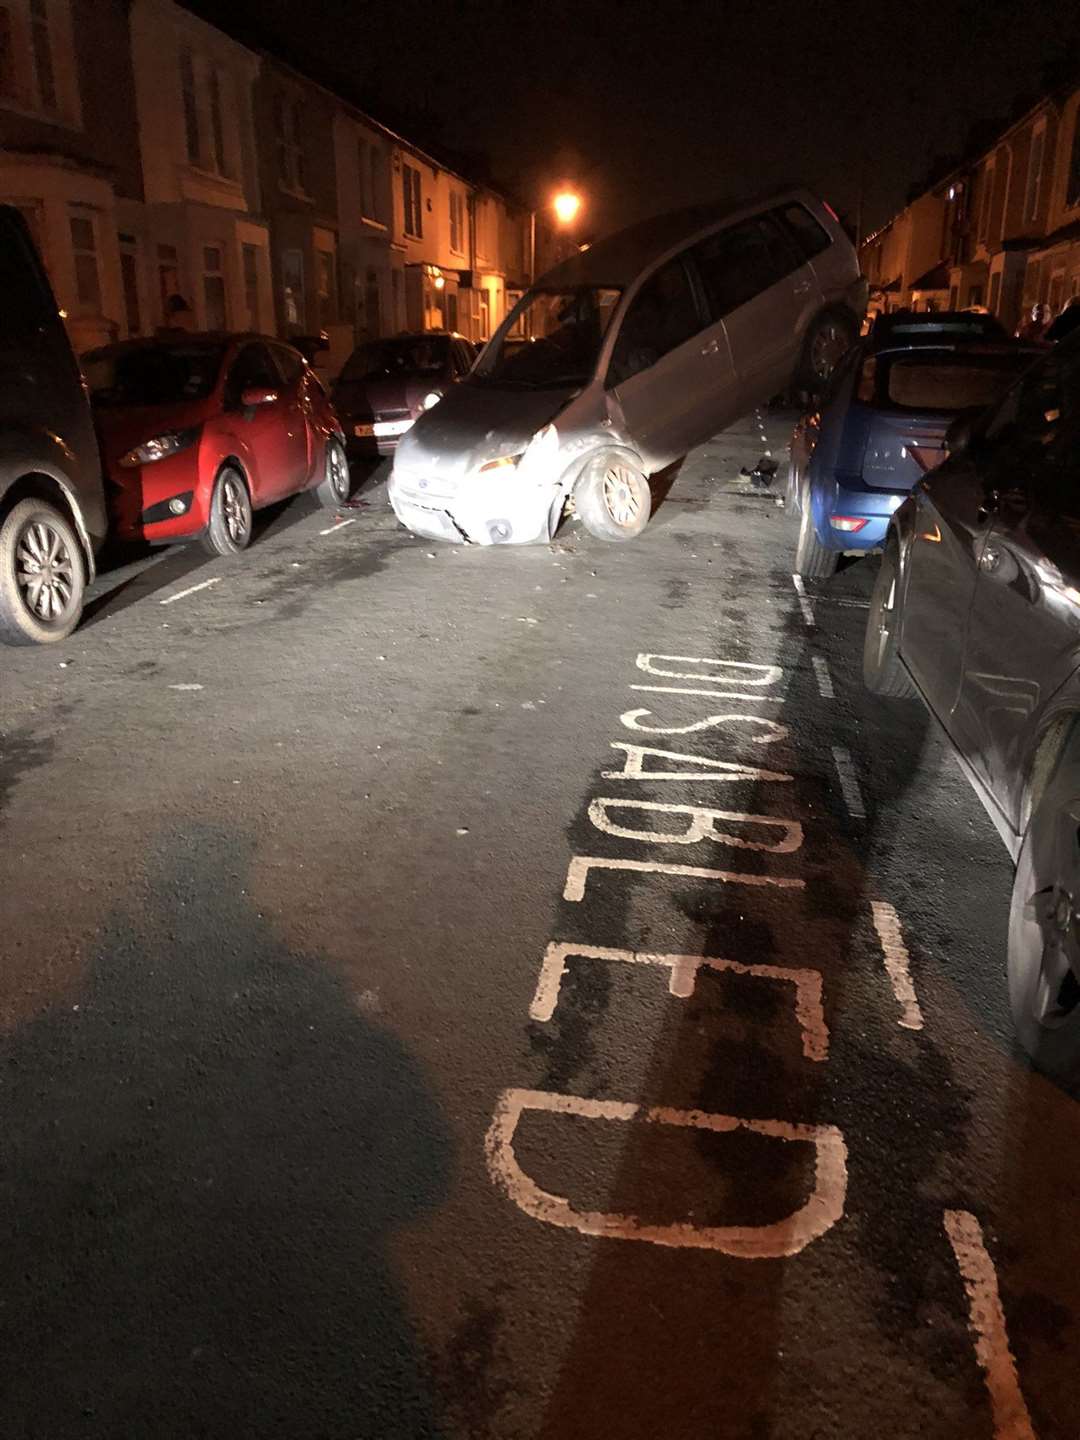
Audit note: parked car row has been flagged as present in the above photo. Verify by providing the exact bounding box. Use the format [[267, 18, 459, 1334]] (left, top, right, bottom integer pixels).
[[0, 203, 485, 645]]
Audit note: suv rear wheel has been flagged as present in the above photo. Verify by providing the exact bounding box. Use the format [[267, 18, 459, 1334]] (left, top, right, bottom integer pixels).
[[1009, 743, 1080, 1081], [0, 497, 86, 645], [797, 311, 856, 392]]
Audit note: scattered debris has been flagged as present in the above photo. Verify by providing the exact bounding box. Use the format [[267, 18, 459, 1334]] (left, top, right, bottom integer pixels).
[[740, 454, 780, 488]]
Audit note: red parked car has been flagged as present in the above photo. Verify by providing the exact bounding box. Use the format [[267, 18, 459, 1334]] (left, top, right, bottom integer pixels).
[[83, 333, 350, 554]]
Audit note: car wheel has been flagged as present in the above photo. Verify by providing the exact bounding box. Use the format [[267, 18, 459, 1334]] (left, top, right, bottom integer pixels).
[[863, 535, 916, 697], [794, 498, 838, 578], [0, 497, 86, 646], [798, 312, 856, 392], [575, 456, 651, 541], [316, 437, 351, 508], [200, 467, 252, 557], [1008, 745, 1080, 1081]]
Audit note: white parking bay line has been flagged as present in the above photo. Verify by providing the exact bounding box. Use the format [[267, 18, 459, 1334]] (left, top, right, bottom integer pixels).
[[943, 1210, 1036, 1440], [159, 577, 220, 606], [791, 574, 816, 627], [831, 746, 866, 818], [869, 900, 924, 1030], [320, 517, 357, 536], [812, 655, 835, 699]]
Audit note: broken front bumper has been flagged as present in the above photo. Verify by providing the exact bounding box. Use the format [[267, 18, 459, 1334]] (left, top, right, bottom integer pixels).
[[389, 475, 558, 546]]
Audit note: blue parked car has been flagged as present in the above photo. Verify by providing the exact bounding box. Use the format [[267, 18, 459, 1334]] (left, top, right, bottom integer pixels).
[[788, 314, 1042, 576]]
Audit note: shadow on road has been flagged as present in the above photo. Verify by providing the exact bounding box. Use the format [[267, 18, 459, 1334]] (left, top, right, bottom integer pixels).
[[0, 825, 452, 1439]]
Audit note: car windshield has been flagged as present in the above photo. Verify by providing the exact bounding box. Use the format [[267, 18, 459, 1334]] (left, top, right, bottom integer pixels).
[[339, 337, 449, 383], [83, 343, 226, 406], [859, 349, 1037, 414], [474, 287, 621, 388]]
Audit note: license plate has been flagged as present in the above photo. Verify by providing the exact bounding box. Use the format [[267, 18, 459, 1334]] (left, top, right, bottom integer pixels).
[[373, 417, 413, 438]]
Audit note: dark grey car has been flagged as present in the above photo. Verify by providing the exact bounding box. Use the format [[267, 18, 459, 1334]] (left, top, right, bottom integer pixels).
[[0, 206, 107, 644], [390, 187, 866, 545], [864, 331, 1080, 1079]]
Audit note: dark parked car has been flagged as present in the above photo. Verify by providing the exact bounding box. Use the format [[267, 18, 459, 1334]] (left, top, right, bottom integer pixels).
[[84, 334, 348, 555], [868, 310, 1009, 344], [789, 321, 1040, 575], [332, 332, 477, 458], [0, 206, 107, 644], [864, 331, 1080, 1078]]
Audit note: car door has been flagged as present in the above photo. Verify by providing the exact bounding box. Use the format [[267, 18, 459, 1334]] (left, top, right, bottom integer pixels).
[[268, 342, 315, 494], [218, 342, 293, 505], [896, 435, 994, 723], [949, 343, 1080, 822], [606, 252, 733, 469], [690, 212, 810, 414]]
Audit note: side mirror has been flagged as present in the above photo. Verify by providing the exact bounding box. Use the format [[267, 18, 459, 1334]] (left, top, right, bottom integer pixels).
[[241, 386, 278, 407], [944, 413, 974, 455]]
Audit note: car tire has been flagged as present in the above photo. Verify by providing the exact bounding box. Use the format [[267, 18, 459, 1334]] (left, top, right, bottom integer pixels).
[[863, 535, 916, 697], [1008, 743, 1080, 1081], [200, 467, 253, 557], [316, 437, 351, 508], [575, 456, 651, 541], [0, 497, 87, 646], [797, 310, 857, 393], [794, 498, 838, 577]]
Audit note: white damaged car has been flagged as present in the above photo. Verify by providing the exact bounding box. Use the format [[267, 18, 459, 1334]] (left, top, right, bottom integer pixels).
[[389, 187, 865, 545]]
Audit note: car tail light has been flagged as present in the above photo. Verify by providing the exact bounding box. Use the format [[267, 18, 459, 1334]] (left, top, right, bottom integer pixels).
[[829, 516, 868, 532]]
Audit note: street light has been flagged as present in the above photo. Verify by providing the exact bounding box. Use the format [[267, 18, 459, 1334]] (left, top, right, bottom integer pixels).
[[553, 190, 582, 226]]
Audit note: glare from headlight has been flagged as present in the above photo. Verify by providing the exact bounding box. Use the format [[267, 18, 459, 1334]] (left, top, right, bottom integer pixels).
[[118, 428, 199, 467], [479, 453, 522, 473], [420, 391, 442, 411]]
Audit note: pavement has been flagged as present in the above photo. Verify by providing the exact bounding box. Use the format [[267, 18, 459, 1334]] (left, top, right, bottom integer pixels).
[[1, 408, 1078, 1439]]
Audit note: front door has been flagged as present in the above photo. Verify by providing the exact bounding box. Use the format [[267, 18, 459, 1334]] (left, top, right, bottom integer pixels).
[[607, 253, 734, 470], [220, 342, 296, 504], [690, 213, 810, 414], [952, 343, 1080, 824], [269, 343, 315, 494]]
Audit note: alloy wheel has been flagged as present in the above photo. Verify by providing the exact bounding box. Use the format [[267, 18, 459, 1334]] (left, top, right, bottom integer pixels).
[[328, 443, 349, 501], [811, 321, 849, 381], [15, 518, 76, 623], [602, 464, 642, 529], [1016, 801, 1080, 1031], [222, 475, 250, 545]]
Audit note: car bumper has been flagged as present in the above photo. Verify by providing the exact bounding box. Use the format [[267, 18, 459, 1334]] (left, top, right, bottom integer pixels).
[[814, 485, 907, 551], [389, 473, 557, 546]]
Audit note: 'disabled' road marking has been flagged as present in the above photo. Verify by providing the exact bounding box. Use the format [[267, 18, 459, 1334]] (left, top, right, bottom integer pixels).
[[943, 1210, 1036, 1440], [563, 855, 804, 902], [870, 900, 924, 1030], [159, 577, 220, 606], [486, 1088, 847, 1256]]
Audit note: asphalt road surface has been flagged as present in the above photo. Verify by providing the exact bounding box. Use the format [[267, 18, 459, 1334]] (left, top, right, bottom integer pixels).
[[2, 410, 1078, 1440]]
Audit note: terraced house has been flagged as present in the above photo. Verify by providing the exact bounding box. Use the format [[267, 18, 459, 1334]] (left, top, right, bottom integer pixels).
[[860, 74, 1080, 331], [0, 0, 539, 367]]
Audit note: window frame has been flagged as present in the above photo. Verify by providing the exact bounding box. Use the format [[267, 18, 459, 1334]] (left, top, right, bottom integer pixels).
[[402, 162, 423, 239], [68, 207, 101, 314], [688, 212, 803, 325]]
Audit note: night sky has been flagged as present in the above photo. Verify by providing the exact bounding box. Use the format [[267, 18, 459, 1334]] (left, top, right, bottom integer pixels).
[[192, 0, 1078, 240]]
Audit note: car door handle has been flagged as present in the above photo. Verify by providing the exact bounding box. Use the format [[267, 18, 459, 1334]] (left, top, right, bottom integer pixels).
[[977, 488, 1000, 522], [701, 338, 721, 356]]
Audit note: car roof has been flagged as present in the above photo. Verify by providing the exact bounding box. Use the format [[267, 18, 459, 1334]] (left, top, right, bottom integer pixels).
[[535, 186, 823, 289], [82, 332, 295, 360]]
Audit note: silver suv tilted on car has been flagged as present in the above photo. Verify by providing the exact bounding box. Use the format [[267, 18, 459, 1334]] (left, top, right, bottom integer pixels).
[[389, 187, 866, 545]]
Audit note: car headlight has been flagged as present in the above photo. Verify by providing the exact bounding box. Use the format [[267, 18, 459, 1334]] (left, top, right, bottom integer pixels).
[[420, 391, 442, 411], [478, 424, 559, 478], [118, 427, 200, 467]]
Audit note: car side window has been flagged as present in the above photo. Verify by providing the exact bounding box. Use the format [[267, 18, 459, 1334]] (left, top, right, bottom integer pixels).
[[271, 344, 306, 387], [0, 213, 55, 344], [775, 203, 831, 262], [980, 347, 1080, 490], [607, 256, 701, 387], [691, 215, 801, 321], [452, 340, 472, 376], [224, 343, 279, 409]]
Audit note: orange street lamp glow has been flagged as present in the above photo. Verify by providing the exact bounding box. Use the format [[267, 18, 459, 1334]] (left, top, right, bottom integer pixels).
[[553, 190, 582, 225]]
